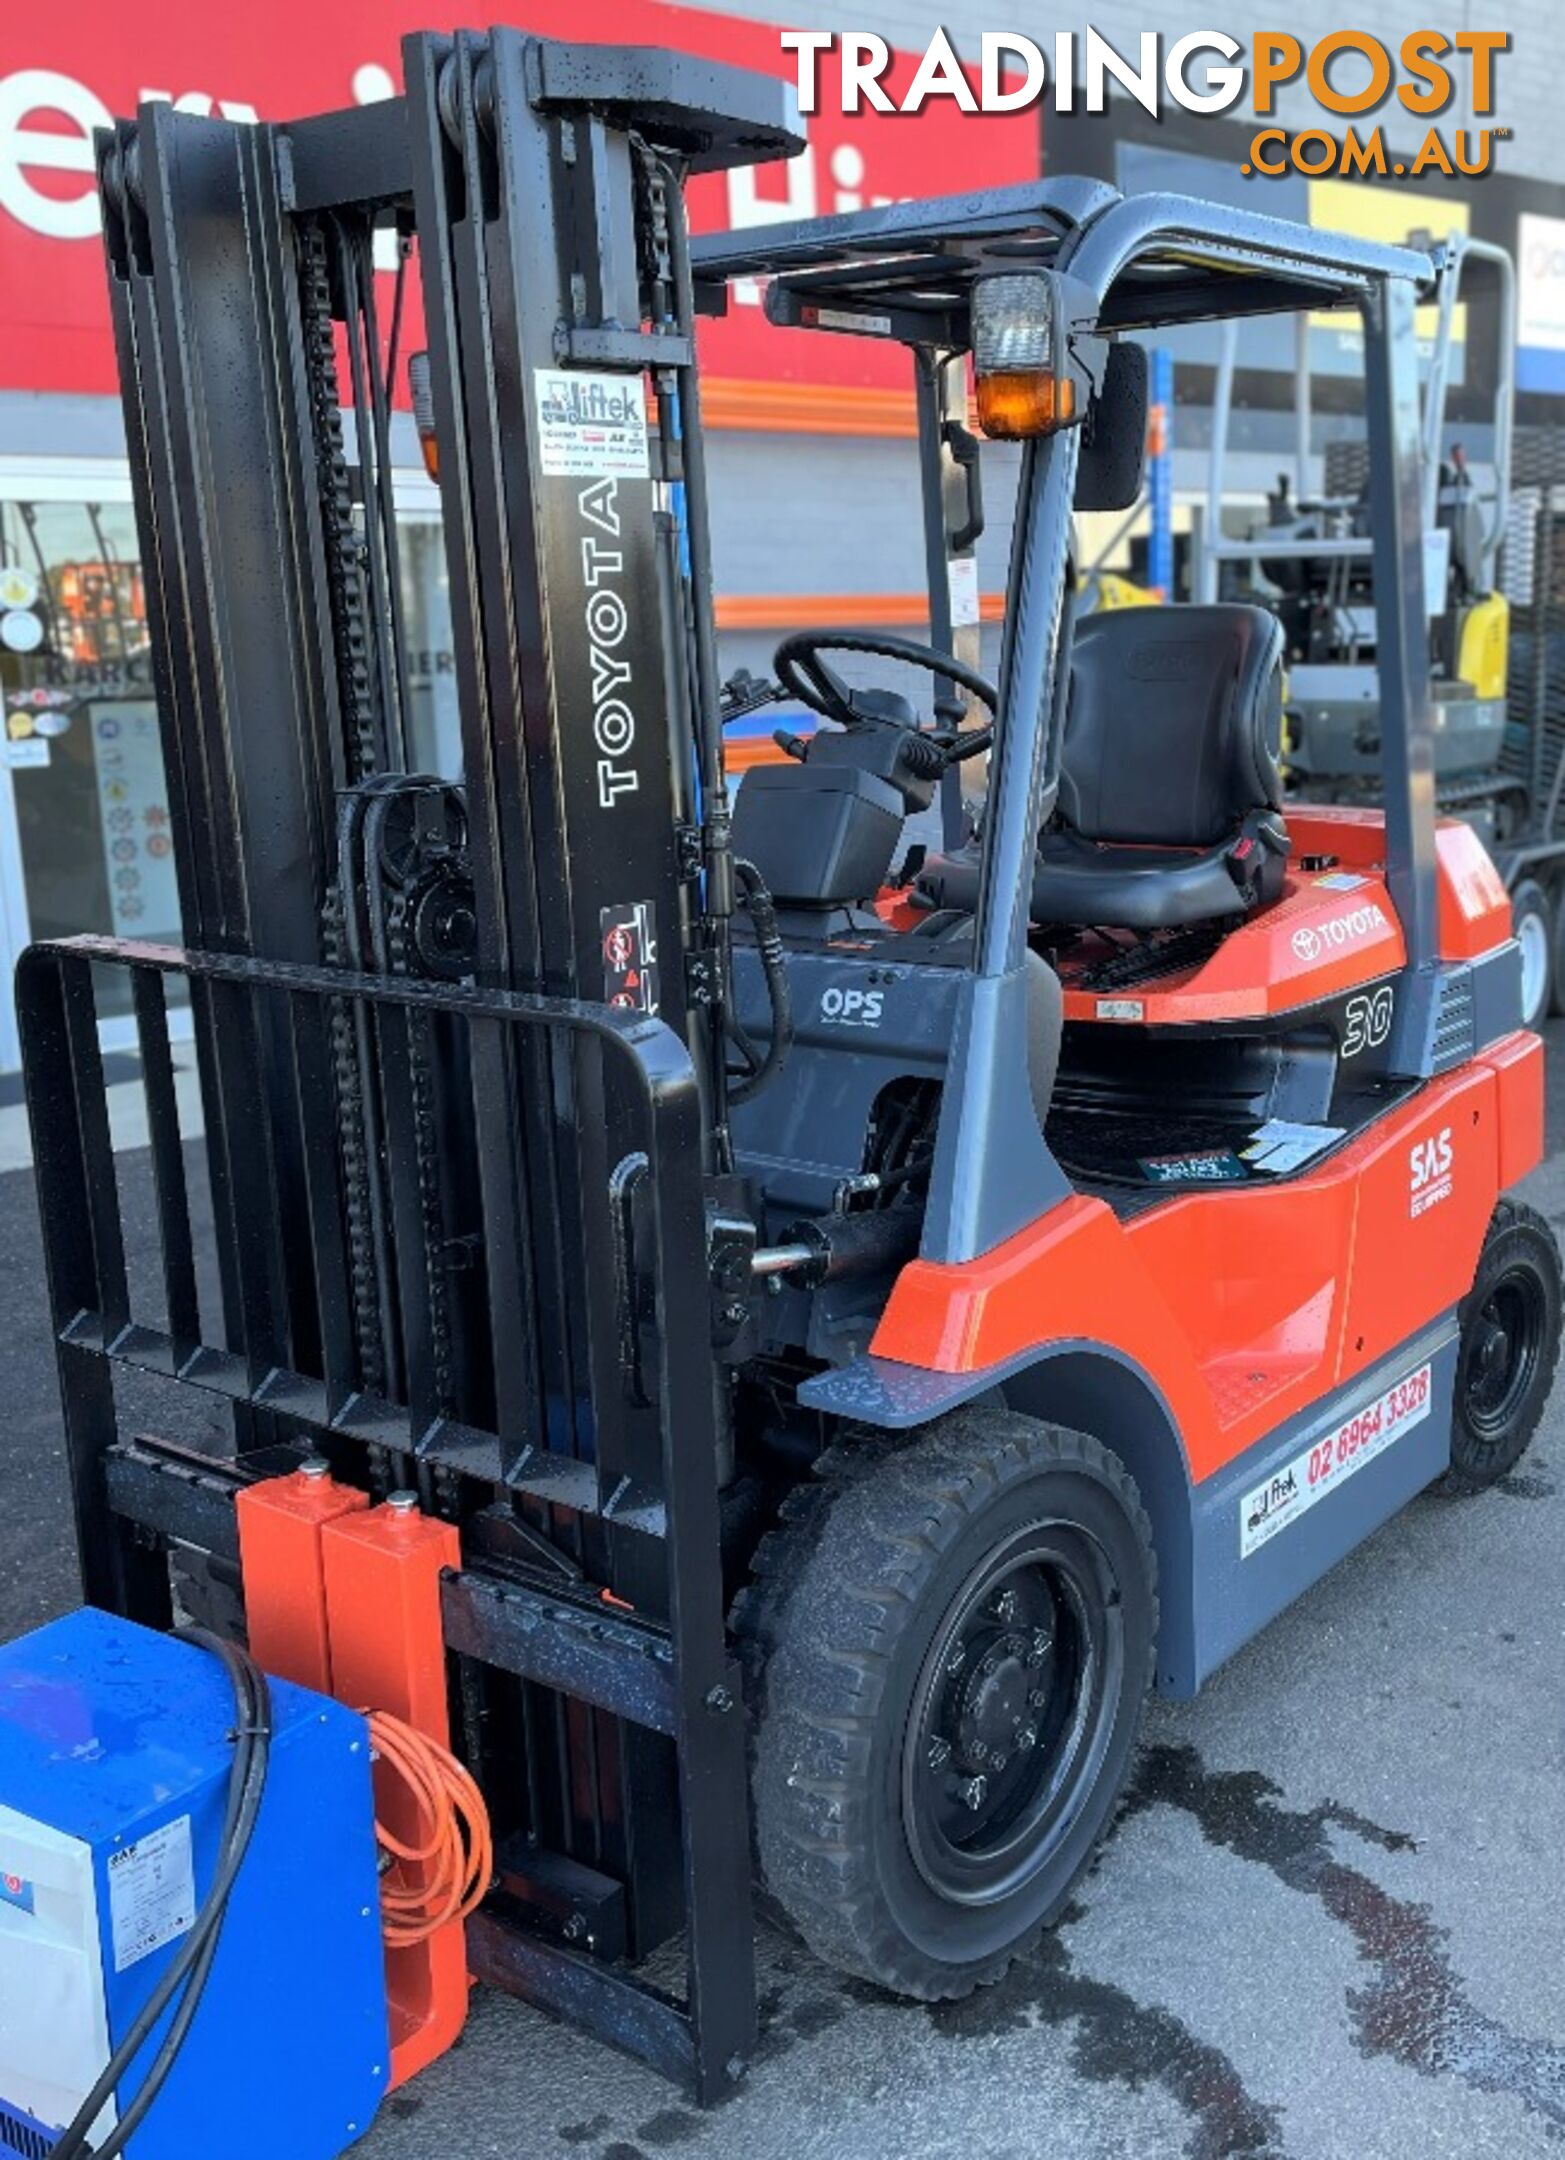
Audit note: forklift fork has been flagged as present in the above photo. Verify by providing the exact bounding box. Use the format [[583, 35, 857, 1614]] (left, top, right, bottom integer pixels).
[[19, 938, 758, 2099]]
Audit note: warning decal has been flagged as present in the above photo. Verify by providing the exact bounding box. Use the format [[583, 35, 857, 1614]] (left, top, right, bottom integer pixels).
[[535, 370, 649, 479], [1240, 1362, 1433, 1559], [601, 901, 660, 1016], [109, 1815, 196, 1972]]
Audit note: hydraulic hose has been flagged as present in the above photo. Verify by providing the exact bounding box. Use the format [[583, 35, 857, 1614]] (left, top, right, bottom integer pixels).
[[51, 1630, 273, 2160], [729, 858, 792, 1106]]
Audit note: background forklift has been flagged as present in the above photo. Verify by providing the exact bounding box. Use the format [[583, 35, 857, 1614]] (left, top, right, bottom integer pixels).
[[1200, 234, 1565, 1025], [11, 27, 1560, 2128]]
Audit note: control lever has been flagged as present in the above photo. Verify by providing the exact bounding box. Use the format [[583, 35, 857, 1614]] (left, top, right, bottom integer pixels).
[[719, 667, 785, 725]]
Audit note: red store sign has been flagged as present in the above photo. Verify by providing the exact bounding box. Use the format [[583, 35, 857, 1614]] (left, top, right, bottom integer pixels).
[[0, 3, 1036, 400]]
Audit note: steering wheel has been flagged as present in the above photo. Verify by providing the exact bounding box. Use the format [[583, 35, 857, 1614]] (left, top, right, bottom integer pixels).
[[773, 631, 998, 749]]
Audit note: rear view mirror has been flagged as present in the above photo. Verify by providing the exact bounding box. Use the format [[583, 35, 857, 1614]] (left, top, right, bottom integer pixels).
[[1075, 343, 1148, 513]]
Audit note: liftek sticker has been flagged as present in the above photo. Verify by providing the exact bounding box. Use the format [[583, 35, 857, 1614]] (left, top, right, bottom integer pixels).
[[534, 370, 649, 479], [1095, 998, 1144, 1022], [1240, 1362, 1433, 1559], [109, 1815, 196, 1972]]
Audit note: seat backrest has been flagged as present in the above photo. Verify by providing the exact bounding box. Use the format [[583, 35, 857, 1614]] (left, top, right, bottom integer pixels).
[[1058, 604, 1285, 849]]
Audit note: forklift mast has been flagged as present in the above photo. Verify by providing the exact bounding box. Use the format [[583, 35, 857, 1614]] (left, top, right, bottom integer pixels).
[[21, 31, 800, 2101]]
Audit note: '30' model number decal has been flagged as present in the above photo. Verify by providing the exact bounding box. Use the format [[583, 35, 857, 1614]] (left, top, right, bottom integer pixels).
[[1341, 984, 1394, 1057]]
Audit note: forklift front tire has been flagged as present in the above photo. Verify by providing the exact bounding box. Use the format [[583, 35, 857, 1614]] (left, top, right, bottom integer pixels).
[[736, 1408, 1155, 2000], [1439, 1199, 1563, 1495]]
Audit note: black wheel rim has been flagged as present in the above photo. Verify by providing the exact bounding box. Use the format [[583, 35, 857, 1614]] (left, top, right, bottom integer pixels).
[[901, 1522, 1123, 1908], [1462, 1267, 1548, 1439]]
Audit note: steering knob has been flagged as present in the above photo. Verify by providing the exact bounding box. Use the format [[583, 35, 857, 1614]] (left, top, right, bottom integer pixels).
[[900, 731, 947, 781]]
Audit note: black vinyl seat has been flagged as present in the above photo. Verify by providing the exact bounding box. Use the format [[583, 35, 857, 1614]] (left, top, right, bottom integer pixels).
[[1029, 603, 1288, 931]]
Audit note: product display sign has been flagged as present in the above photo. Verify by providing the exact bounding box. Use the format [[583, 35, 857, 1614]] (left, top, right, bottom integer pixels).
[[91, 701, 178, 934]]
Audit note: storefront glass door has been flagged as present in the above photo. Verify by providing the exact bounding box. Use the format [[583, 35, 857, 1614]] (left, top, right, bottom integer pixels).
[[0, 467, 452, 1072], [0, 472, 173, 1069]]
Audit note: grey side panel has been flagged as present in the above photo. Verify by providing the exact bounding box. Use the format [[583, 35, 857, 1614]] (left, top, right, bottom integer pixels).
[[729, 947, 963, 1223], [1430, 942, 1523, 1073], [920, 967, 1072, 1262], [1183, 1320, 1456, 1697], [1468, 941, 1524, 1054]]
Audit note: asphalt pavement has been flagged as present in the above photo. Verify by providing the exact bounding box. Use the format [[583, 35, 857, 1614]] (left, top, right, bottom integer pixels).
[[1, 1035, 1562, 2160]]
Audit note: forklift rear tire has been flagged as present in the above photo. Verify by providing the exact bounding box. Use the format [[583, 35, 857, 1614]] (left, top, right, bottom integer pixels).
[[1438, 1199, 1563, 1495], [735, 1408, 1156, 1999], [1550, 879, 1565, 1018], [1511, 879, 1551, 1029]]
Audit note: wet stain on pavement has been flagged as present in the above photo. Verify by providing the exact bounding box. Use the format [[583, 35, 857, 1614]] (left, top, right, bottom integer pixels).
[[1131, 1744, 1565, 2139], [788, 1993, 850, 2040], [1126, 1744, 1417, 1860], [559, 2114, 612, 2145], [928, 1913, 1288, 2160], [633, 2108, 702, 2148], [1497, 1470, 1557, 1499], [566, 1744, 1559, 2160], [749, 1974, 856, 2067]]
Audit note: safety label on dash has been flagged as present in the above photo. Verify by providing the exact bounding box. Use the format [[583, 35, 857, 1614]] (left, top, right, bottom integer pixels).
[[534, 369, 649, 479], [109, 1814, 196, 1972], [1240, 1362, 1432, 1559]]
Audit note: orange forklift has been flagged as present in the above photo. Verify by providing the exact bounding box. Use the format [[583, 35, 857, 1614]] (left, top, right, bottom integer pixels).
[[17, 32, 1560, 2110]]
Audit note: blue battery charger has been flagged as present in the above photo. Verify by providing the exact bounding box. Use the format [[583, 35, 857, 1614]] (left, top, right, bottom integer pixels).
[[0, 1607, 389, 2157]]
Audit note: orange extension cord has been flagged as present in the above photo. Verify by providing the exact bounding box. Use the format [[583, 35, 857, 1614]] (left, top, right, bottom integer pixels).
[[366, 1709, 495, 1950]]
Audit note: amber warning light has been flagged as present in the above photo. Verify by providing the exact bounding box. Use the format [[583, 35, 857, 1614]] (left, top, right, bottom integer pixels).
[[971, 272, 1080, 441]]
